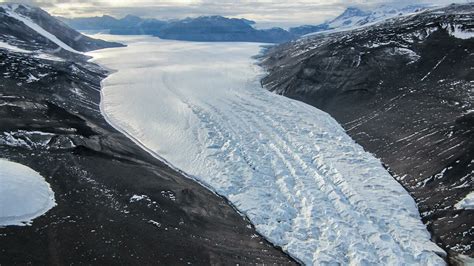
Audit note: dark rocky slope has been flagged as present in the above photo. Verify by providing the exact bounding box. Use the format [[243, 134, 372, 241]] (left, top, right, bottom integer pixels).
[[0, 4, 295, 265], [262, 3, 473, 262]]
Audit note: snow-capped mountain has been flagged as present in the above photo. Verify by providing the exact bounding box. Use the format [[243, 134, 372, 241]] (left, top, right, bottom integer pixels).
[[0, 4, 123, 57], [0, 4, 294, 265], [263, 3, 473, 263], [289, 4, 429, 36]]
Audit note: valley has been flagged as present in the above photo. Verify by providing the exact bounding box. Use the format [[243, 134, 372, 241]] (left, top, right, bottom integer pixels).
[[0, 2, 472, 265], [90, 35, 445, 265]]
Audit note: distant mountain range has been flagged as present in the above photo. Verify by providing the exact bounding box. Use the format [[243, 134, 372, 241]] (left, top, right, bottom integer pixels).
[[59, 15, 294, 43], [289, 4, 429, 36], [59, 5, 429, 43]]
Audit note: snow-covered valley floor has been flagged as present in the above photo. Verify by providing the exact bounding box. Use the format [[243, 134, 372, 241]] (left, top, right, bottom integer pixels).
[[89, 35, 446, 265]]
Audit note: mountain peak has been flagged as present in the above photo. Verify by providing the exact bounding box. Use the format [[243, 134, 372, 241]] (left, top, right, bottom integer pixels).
[[122, 14, 140, 20], [120, 14, 142, 24], [338, 7, 370, 19], [290, 3, 431, 36]]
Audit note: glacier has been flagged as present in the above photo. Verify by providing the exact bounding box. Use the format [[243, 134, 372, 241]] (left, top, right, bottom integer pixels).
[[89, 35, 446, 265], [0, 159, 56, 227]]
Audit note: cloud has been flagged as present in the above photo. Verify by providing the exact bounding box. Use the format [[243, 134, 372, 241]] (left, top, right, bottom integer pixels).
[[0, 0, 464, 28]]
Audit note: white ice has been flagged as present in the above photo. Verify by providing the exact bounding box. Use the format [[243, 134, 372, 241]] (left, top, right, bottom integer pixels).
[[455, 192, 474, 210], [2, 4, 81, 54], [0, 159, 56, 226], [89, 35, 446, 265]]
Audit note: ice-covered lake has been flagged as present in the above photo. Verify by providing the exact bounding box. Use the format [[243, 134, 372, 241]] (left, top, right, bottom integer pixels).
[[0, 159, 56, 227], [88, 35, 445, 265]]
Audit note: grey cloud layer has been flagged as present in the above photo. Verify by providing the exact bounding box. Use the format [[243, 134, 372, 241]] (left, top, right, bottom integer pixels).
[[0, 0, 461, 27]]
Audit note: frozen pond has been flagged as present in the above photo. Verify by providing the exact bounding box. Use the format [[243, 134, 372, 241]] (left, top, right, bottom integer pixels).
[[0, 159, 56, 227]]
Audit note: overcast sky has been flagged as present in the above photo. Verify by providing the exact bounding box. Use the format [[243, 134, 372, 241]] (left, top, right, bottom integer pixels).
[[0, 0, 466, 27]]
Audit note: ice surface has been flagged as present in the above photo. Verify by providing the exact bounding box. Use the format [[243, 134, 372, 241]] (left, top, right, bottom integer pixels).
[[0, 159, 56, 226], [2, 4, 80, 54], [455, 192, 474, 210], [89, 35, 446, 265]]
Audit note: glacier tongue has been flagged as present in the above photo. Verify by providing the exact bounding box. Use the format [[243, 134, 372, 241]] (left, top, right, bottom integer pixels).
[[89, 36, 446, 265]]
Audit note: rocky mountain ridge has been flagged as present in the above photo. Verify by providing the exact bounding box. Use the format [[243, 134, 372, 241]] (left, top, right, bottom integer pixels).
[[289, 4, 429, 36]]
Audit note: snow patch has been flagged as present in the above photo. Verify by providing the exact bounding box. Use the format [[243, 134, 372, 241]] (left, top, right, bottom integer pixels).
[[33, 53, 64, 62], [455, 192, 474, 210], [0, 130, 56, 149], [26, 73, 39, 83], [0, 159, 56, 226], [148, 219, 161, 228], [130, 194, 149, 203], [0, 41, 31, 53], [89, 35, 446, 265], [0, 41, 64, 62], [395, 47, 421, 64], [443, 23, 474, 39]]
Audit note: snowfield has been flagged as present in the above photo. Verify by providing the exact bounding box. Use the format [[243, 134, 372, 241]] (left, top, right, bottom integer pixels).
[[89, 35, 446, 265], [0, 159, 56, 226]]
